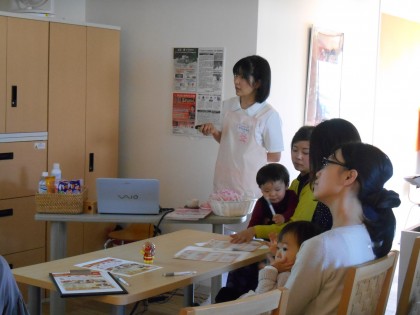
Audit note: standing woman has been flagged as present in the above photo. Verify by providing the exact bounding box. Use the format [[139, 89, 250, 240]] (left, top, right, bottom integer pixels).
[[284, 142, 400, 314], [198, 55, 284, 198]]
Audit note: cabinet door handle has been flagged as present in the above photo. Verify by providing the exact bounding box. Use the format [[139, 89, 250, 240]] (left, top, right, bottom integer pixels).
[[89, 153, 94, 172], [0, 208, 13, 217], [0, 152, 14, 160], [11, 85, 17, 107]]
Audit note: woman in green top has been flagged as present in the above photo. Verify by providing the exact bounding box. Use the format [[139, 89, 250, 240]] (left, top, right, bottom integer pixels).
[[231, 125, 317, 242]]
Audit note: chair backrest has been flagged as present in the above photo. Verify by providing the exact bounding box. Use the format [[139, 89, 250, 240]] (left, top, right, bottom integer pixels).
[[337, 250, 399, 315], [397, 236, 420, 315], [179, 287, 289, 315]]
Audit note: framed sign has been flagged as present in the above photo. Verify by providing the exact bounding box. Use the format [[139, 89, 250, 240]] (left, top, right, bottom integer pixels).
[[305, 27, 344, 125]]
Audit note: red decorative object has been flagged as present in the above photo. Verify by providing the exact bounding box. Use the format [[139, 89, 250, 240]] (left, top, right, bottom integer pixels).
[[141, 241, 156, 264]]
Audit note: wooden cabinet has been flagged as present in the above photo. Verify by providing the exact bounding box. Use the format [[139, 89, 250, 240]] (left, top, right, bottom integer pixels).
[[2, 17, 49, 133], [48, 22, 120, 256], [0, 16, 119, 267], [0, 142, 47, 268], [0, 14, 49, 273]]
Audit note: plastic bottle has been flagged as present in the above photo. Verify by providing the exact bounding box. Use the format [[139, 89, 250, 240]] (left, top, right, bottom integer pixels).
[[51, 163, 62, 191], [38, 171, 49, 194]]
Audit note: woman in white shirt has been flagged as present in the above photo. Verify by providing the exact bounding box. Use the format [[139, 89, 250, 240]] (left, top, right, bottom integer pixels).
[[198, 55, 283, 199], [284, 142, 400, 315]]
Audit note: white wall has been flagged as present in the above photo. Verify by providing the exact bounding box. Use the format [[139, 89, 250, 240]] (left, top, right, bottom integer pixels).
[[85, 0, 259, 209], [84, 0, 382, 209], [257, 0, 381, 180]]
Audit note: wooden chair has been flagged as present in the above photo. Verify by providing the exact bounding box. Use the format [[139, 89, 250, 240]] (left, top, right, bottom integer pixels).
[[178, 287, 289, 315], [397, 236, 420, 315], [337, 250, 399, 315], [103, 223, 154, 248]]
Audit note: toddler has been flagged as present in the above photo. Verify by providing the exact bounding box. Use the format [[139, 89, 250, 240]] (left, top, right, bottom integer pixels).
[[248, 163, 298, 227], [241, 221, 321, 298]]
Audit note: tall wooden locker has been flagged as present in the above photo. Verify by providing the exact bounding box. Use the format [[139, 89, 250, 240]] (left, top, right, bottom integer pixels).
[[48, 22, 120, 256]]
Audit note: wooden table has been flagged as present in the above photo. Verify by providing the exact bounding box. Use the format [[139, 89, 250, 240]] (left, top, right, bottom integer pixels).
[[35, 212, 247, 260], [13, 229, 267, 315]]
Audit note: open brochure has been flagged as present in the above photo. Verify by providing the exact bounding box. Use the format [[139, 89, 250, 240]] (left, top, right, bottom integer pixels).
[[75, 257, 162, 277], [174, 246, 251, 263], [200, 239, 263, 252], [165, 208, 213, 221], [50, 270, 127, 297]]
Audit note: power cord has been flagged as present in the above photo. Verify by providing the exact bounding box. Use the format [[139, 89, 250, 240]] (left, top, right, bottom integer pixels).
[[153, 207, 174, 236]]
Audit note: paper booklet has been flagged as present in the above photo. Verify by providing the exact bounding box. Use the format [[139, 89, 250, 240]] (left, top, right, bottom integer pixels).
[[50, 269, 127, 297], [165, 207, 213, 220], [75, 257, 162, 277], [200, 239, 263, 252], [174, 246, 250, 263]]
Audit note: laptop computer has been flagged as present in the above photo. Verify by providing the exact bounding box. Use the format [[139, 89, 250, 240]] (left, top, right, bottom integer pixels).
[[96, 178, 160, 215]]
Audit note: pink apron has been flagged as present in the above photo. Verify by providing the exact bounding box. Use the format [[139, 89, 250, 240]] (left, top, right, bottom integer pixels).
[[214, 104, 273, 198]]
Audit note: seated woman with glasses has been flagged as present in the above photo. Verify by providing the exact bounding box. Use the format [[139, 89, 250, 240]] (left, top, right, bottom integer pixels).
[[284, 142, 400, 314]]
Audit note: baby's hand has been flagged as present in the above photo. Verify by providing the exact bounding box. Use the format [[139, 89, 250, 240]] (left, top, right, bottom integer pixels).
[[268, 232, 278, 255], [272, 214, 285, 224], [271, 258, 294, 273]]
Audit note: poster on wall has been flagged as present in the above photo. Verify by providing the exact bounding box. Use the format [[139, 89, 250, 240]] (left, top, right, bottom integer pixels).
[[304, 26, 344, 126], [172, 47, 224, 135]]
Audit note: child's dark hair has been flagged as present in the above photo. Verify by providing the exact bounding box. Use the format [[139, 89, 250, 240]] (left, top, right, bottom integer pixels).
[[291, 126, 314, 147], [233, 55, 271, 103], [278, 221, 321, 247], [256, 163, 289, 187]]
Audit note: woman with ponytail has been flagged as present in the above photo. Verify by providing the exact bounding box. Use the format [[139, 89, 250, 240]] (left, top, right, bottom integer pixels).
[[284, 142, 400, 315]]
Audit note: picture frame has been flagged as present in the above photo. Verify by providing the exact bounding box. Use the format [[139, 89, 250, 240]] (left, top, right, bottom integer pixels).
[[305, 26, 344, 125]]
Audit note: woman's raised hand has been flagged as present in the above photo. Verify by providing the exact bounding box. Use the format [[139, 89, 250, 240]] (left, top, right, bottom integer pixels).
[[230, 227, 256, 243]]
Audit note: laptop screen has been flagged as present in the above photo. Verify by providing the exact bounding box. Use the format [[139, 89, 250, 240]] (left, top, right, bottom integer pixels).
[[96, 178, 160, 215]]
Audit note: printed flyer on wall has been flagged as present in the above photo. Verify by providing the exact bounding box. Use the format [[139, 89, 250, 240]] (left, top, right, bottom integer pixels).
[[172, 47, 224, 136]]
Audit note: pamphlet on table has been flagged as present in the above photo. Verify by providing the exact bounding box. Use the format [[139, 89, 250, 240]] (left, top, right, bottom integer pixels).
[[50, 269, 127, 297], [75, 257, 162, 277]]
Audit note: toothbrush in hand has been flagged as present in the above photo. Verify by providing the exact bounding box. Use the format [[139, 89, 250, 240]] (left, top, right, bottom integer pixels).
[[265, 197, 276, 216]]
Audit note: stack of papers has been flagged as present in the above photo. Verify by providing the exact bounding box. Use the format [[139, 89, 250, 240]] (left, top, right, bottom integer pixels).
[[174, 239, 265, 263], [165, 208, 212, 220]]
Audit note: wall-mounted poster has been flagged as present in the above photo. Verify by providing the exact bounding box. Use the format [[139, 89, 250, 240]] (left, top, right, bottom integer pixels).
[[172, 47, 224, 135], [305, 27, 344, 125]]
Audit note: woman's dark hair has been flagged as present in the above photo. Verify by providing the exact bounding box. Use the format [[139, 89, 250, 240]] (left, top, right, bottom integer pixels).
[[338, 142, 401, 258], [256, 163, 289, 188], [233, 55, 271, 103], [278, 221, 321, 247], [309, 118, 361, 184], [291, 125, 314, 148]]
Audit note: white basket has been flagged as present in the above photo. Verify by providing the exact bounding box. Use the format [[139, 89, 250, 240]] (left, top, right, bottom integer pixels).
[[210, 199, 257, 217]]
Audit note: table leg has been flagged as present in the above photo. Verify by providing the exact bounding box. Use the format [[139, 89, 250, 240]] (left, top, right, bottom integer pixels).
[[183, 284, 194, 306], [212, 224, 223, 234], [50, 291, 65, 315], [111, 305, 126, 315], [50, 221, 67, 260], [27, 285, 41, 315], [211, 224, 223, 303], [49, 222, 67, 314], [211, 275, 222, 303]]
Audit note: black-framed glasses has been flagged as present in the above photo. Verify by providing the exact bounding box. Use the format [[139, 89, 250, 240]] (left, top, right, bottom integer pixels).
[[322, 157, 349, 169]]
